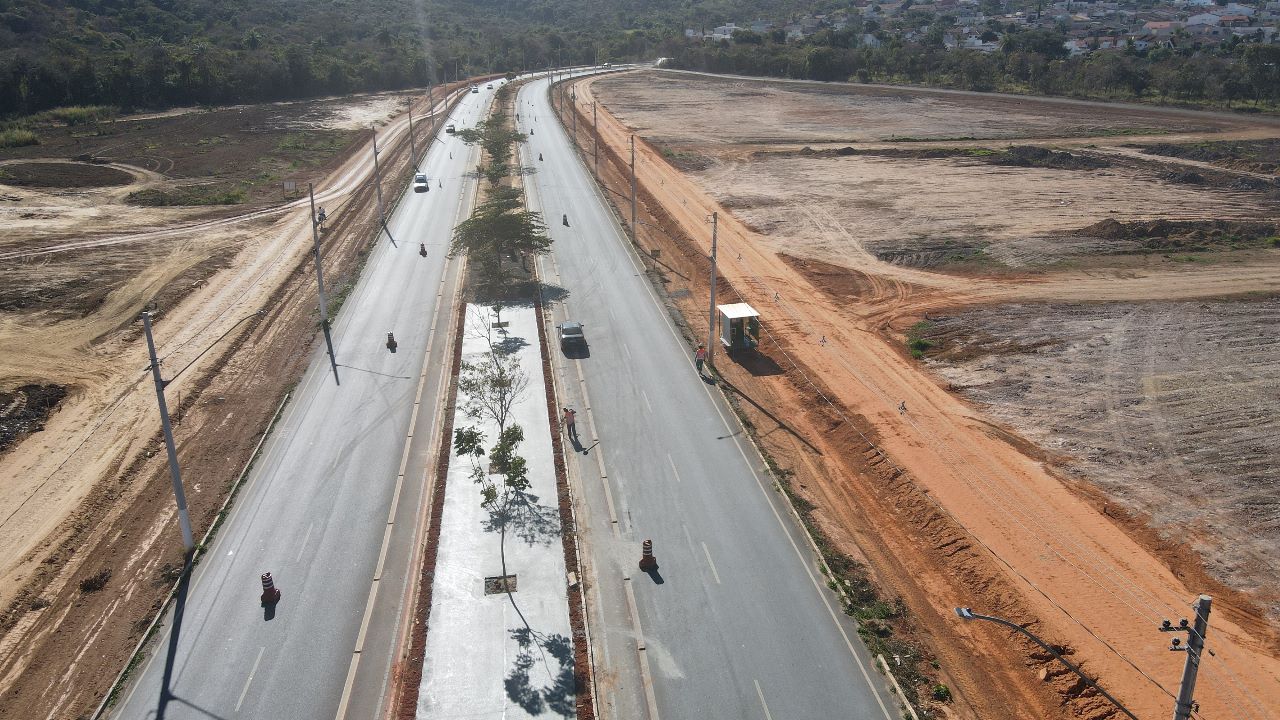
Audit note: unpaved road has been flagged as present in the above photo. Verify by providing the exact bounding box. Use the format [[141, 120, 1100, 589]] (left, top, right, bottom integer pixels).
[[574, 70, 1280, 720]]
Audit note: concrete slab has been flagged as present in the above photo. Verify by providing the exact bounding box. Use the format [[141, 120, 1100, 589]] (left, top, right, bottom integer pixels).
[[417, 304, 574, 720]]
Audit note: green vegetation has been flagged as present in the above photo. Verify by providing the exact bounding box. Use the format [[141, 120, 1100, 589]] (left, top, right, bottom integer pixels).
[[0, 128, 38, 147], [26, 105, 119, 126], [907, 321, 936, 359], [932, 684, 952, 702], [672, 30, 1280, 110], [126, 186, 247, 206], [0, 0, 826, 118], [449, 84, 551, 288]]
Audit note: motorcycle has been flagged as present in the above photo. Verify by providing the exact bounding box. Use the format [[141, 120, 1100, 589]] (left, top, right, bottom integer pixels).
[[386, 332, 398, 352]]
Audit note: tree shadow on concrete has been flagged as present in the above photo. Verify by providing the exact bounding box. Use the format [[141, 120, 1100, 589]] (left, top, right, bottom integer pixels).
[[504, 626, 575, 717], [484, 490, 560, 547]]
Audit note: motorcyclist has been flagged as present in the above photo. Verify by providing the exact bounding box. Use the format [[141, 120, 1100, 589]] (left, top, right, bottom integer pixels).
[[419, 243, 427, 257]]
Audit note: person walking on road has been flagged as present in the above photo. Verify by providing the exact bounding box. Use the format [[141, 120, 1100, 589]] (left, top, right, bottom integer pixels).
[[694, 344, 707, 375], [563, 407, 578, 440]]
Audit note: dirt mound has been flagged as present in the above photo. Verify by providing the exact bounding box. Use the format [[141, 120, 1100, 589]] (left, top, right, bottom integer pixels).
[[772, 145, 1108, 170], [0, 161, 134, 188], [0, 384, 68, 455], [1075, 218, 1278, 252], [1140, 139, 1280, 175], [989, 145, 1109, 170]]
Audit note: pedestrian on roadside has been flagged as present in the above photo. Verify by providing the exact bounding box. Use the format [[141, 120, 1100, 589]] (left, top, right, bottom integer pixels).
[[563, 407, 578, 440], [694, 344, 707, 375]]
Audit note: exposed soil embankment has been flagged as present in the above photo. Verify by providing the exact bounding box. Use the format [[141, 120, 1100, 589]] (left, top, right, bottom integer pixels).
[[1139, 138, 1280, 175], [1075, 218, 1279, 253]]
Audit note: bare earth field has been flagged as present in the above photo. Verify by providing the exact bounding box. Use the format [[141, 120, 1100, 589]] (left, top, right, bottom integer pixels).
[[577, 69, 1280, 720], [920, 300, 1280, 614]]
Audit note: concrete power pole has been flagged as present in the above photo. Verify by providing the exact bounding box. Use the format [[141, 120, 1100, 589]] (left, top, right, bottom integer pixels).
[[571, 88, 577, 141], [309, 184, 339, 386], [407, 109, 419, 172], [1165, 595, 1213, 720], [706, 212, 719, 369], [593, 101, 599, 178], [371, 126, 388, 238], [141, 311, 195, 555], [629, 134, 637, 240]]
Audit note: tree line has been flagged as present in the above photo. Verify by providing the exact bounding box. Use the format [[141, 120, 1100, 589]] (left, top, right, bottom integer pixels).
[[671, 29, 1280, 108]]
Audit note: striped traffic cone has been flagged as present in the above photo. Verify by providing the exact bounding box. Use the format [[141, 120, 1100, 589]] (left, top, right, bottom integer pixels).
[[638, 540, 658, 572], [260, 572, 282, 605]]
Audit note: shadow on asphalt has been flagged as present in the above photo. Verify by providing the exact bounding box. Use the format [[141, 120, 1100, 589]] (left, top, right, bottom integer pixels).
[[643, 567, 665, 585], [151, 560, 236, 720], [560, 342, 590, 360]]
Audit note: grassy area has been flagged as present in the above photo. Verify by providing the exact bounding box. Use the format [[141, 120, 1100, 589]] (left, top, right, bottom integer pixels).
[[126, 185, 246, 206], [907, 321, 936, 359], [0, 128, 39, 148]]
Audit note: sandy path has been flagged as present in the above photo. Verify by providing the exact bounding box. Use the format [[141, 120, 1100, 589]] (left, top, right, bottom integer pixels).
[[577, 73, 1280, 719]]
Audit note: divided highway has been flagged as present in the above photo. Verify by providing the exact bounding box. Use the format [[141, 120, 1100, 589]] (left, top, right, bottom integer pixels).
[[519, 73, 900, 719], [111, 85, 496, 720]]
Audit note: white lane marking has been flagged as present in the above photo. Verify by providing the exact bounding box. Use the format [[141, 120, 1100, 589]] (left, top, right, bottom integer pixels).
[[666, 453, 681, 484], [623, 343, 632, 361], [701, 542, 722, 585], [235, 646, 266, 713], [640, 389, 653, 414], [623, 576, 661, 720], [754, 679, 774, 720], [295, 522, 314, 563], [552, 84, 894, 718]]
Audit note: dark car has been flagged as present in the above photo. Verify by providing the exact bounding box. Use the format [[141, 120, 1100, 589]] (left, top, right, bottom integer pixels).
[[557, 321, 586, 351]]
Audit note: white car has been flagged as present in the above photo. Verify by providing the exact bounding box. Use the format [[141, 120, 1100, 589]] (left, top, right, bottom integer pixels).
[[470, 86, 479, 94], [413, 173, 429, 193]]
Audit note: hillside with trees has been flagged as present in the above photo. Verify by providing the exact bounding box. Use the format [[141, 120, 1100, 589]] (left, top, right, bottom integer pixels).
[[0, 0, 836, 117]]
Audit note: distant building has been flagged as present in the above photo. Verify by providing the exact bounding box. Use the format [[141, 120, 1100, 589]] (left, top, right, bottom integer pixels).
[[1186, 12, 1221, 25]]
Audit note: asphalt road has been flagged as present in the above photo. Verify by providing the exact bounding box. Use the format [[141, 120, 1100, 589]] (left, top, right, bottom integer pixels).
[[111, 84, 496, 720], [520, 73, 900, 719]]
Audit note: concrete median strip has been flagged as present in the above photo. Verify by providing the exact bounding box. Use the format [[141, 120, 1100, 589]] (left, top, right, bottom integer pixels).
[[415, 304, 575, 719]]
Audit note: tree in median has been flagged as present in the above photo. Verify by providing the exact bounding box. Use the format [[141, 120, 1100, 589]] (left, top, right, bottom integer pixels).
[[448, 186, 551, 286]]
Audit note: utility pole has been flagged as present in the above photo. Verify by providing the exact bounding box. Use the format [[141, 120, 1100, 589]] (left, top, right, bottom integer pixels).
[[309, 184, 339, 386], [407, 109, 419, 171], [571, 88, 577, 143], [428, 85, 435, 125], [371, 126, 387, 238], [706, 212, 719, 370], [629, 134, 637, 240], [593, 101, 599, 178], [141, 311, 195, 556], [1164, 595, 1212, 720]]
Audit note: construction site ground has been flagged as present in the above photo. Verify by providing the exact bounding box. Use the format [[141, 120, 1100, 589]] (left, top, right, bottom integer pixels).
[[566, 69, 1280, 720], [0, 82, 474, 718]]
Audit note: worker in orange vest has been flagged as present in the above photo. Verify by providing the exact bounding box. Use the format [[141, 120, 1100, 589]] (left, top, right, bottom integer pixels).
[[694, 344, 707, 375]]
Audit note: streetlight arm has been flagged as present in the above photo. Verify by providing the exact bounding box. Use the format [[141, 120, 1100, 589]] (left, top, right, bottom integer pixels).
[[955, 608, 1141, 720]]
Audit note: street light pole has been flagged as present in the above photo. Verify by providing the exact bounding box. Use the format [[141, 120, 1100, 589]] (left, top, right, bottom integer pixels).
[[707, 212, 719, 370], [141, 311, 195, 555], [371, 126, 387, 239], [309, 184, 340, 386], [629, 134, 637, 240], [1165, 595, 1212, 720], [407, 109, 419, 172], [955, 608, 1139, 720], [593, 101, 599, 178]]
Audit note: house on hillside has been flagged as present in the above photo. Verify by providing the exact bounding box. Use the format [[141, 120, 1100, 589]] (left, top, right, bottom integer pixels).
[[1142, 20, 1184, 36], [1187, 12, 1221, 25]]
